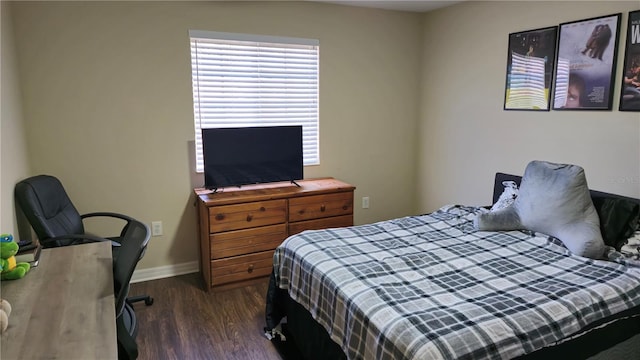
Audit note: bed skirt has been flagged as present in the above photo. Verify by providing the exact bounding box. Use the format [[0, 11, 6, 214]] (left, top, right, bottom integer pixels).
[[265, 269, 640, 360]]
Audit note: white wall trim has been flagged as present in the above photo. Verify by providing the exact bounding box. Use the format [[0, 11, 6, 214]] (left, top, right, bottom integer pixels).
[[131, 261, 199, 283]]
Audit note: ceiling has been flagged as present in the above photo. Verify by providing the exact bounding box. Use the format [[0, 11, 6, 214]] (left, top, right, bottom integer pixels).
[[310, 0, 464, 13]]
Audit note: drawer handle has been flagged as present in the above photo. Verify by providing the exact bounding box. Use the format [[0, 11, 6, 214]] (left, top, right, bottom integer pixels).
[[246, 214, 253, 222], [259, 206, 266, 212], [215, 213, 225, 221], [298, 209, 305, 215], [342, 205, 348, 210], [320, 205, 326, 212], [248, 264, 254, 273]]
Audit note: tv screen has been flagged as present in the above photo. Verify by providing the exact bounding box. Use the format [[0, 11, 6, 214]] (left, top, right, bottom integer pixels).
[[202, 126, 304, 190]]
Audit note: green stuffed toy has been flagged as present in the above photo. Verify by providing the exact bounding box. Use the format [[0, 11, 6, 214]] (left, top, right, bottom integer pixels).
[[0, 234, 30, 280]]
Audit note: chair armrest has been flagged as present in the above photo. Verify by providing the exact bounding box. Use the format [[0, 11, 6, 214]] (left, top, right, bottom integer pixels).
[[41, 234, 120, 248], [81, 212, 141, 239], [81, 212, 136, 223]]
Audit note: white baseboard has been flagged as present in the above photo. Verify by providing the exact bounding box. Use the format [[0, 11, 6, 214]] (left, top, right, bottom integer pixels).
[[131, 261, 199, 283]]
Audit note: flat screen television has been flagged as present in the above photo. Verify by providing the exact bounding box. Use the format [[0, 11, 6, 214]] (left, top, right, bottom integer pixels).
[[202, 125, 304, 190]]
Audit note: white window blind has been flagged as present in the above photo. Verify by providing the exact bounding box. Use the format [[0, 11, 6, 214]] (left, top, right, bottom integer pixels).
[[189, 30, 320, 173]]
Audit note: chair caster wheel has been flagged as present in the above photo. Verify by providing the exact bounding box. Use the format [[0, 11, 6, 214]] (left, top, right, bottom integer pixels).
[[145, 297, 154, 306]]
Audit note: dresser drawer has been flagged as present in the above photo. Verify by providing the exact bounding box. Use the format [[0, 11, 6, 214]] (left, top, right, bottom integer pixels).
[[211, 250, 275, 286], [288, 214, 353, 236], [196, 178, 355, 290], [289, 192, 353, 222], [210, 224, 287, 259], [209, 199, 287, 233]]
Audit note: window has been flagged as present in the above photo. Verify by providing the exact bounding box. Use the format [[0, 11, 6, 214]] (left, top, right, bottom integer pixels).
[[189, 30, 320, 172]]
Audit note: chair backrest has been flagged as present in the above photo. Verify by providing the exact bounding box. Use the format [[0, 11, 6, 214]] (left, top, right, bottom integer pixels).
[[113, 219, 151, 318], [14, 175, 85, 241]]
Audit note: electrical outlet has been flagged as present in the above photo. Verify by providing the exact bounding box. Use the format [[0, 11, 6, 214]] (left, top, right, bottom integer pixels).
[[362, 196, 370, 209], [151, 221, 163, 237]]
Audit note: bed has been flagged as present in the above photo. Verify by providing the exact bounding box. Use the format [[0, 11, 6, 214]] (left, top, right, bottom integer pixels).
[[265, 164, 640, 360]]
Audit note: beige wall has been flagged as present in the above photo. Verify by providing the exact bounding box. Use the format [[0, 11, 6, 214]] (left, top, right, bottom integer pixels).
[[418, 1, 640, 212], [1, 2, 31, 235], [8, 0, 640, 273], [8, 1, 423, 270]]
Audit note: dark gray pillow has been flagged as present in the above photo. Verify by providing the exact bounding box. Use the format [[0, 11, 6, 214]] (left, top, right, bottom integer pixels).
[[592, 197, 640, 250], [474, 160, 605, 259]]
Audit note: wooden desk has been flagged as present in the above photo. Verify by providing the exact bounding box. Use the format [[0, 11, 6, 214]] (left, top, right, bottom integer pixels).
[[0, 242, 116, 359]]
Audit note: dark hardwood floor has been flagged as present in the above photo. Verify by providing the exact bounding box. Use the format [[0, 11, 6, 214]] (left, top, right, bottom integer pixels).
[[129, 273, 292, 360]]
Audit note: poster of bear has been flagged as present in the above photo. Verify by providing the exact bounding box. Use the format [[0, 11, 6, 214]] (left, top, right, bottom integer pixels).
[[620, 10, 640, 111], [552, 13, 621, 110]]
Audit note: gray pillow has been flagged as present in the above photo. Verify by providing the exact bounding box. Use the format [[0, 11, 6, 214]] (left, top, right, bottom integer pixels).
[[474, 160, 605, 259]]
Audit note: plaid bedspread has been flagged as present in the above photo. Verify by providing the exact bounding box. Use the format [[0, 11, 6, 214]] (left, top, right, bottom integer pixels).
[[272, 205, 640, 360]]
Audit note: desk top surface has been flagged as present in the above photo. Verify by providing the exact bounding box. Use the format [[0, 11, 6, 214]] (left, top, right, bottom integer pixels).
[[195, 177, 356, 206], [1, 241, 116, 359]]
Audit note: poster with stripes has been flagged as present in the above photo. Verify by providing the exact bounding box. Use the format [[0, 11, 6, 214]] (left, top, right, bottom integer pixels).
[[504, 26, 557, 111]]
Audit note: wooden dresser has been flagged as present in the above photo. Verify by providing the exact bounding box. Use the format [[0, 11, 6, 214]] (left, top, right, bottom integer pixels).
[[195, 177, 355, 290]]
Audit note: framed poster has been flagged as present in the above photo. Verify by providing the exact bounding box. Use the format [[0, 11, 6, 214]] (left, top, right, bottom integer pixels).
[[619, 10, 640, 111], [552, 13, 622, 110], [504, 26, 558, 111]]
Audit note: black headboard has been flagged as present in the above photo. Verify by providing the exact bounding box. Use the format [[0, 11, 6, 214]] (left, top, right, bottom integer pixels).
[[493, 172, 640, 206]]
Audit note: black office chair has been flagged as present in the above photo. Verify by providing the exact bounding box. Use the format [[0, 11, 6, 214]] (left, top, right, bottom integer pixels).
[[14, 174, 154, 306], [113, 218, 151, 360]]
